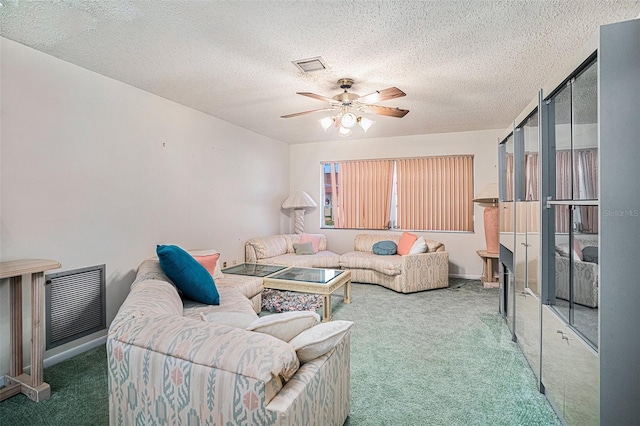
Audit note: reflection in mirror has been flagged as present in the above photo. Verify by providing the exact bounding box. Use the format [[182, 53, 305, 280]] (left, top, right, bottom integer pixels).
[[524, 112, 539, 202], [572, 61, 598, 202], [505, 134, 514, 202], [572, 227, 599, 347], [553, 206, 571, 323], [553, 84, 572, 201], [552, 205, 599, 348]]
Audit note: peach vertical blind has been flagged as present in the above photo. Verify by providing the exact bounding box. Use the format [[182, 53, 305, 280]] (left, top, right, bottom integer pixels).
[[396, 155, 474, 231], [335, 160, 393, 229]]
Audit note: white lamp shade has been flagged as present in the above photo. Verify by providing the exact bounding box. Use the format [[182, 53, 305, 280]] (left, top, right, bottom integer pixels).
[[318, 116, 333, 131], [358, 116, 375, 132], [337, 126, 351, 137], [282, 191, 317, 209], [340, 112, 357, 129]]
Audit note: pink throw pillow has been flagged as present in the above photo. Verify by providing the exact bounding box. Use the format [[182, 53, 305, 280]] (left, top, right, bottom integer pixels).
[[299, 233, 321, 253], [573, 239, 583, 261], [193, 253, 221, 277], [397, 232, 418, 255]]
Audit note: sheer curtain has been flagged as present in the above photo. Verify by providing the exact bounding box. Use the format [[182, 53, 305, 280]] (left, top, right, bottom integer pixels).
[[396, 155, 473, 231], [335, 160, 393, 229], [555, 148, 598, 233]]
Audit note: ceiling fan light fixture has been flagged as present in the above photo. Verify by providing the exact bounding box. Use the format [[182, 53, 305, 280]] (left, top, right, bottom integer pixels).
[[337, 126, 352, 137], [358, 116, 376, 132], [340, 112, 358, 129], [318, 116, 334, 131]]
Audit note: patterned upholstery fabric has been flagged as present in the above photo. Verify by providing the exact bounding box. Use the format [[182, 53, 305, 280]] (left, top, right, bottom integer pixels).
[[246, 234, 337, 267], [342, 234, 449, 293], [353, 233, 444, 253], [182, 286, 258, 319], [246, 235, 289, 260], [216, 274, 263, 300], [338, 251, 402, 275], [108, 258, 351, 426], [256, 251, 341, 269], [555, 255, 598, 307]]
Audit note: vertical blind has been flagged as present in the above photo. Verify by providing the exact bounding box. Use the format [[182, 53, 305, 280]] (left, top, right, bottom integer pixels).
[[396, 155, 474, 231], [336, 160, 394, 229], [325, 155, 474, 231]]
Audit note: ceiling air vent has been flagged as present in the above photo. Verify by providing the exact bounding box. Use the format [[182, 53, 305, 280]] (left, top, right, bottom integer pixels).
[[292, 56, 327, 73]]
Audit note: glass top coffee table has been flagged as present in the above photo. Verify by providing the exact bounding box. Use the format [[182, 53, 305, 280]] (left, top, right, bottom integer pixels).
[[221, 263, 286, 277], [262, 267, 351, 322]]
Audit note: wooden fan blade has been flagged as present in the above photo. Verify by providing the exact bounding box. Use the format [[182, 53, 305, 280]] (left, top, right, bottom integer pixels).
[[364, 105, 410, 118], [297, 92, 336, 103], [281, 107, 335, 118], [356, 87, 406, 104]]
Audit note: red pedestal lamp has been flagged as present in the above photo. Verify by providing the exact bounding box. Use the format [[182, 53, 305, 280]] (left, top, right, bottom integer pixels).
[[473, 183, 499, 254]]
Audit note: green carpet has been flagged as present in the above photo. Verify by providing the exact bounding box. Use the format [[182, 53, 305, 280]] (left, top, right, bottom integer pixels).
[[0, 279, 560, 426]]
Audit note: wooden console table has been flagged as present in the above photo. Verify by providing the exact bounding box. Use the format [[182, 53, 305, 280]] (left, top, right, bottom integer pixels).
[[0, 259, 61, 402], [476, 250, 499, 288]]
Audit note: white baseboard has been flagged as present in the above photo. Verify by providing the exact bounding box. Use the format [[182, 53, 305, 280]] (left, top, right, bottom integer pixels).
[[449, 273, 482, 280], [19, 335, 107, 375]]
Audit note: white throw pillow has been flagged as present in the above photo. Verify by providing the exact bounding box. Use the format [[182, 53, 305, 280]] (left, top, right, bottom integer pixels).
[[188, 249, 225, 279], [246, 311, 320, 342], [409, 236, 428, 254], [201, 312, 257, 328], [288, 320, 353, 363]]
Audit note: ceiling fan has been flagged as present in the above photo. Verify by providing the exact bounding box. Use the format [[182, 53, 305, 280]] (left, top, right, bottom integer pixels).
[[281, 78, 409, 136]]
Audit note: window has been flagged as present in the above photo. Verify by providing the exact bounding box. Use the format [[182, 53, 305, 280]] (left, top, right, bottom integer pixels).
[[322, 155, 474, 231]]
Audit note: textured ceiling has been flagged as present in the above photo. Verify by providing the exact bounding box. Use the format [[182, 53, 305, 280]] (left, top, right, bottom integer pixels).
[[1, 1, 639, 144]]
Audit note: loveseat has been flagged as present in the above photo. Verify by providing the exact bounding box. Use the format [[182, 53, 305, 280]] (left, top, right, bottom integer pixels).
[[107, 256, 351, 425], [246, 233, 341, 268], [339, 233, 449, 293]]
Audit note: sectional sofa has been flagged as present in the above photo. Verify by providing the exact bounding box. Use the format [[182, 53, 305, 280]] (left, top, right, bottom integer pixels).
[[107, 256, 351, 425], [246, 232, 449, 293]]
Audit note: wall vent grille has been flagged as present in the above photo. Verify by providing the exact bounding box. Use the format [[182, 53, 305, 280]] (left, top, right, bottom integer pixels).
[[45, 264, 106, 349]]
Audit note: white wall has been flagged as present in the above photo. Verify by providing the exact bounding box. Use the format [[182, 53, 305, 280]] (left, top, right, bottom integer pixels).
[[289, 129, 503, 277], [0, 38, 289, 375]]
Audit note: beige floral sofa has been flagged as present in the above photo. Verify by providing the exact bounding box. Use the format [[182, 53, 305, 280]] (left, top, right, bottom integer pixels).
[[107, 257, 351, 425], [339, 234, 449, 293], [245, 233, 341, 268]]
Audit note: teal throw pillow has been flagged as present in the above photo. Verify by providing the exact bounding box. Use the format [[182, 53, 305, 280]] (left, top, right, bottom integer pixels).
[[156, 245, 220, 305], [372, 240, 397, 255]]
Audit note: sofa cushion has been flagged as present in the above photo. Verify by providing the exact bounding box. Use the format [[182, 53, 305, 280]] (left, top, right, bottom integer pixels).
[[183, 286, 256, 319], [215, 274, 263, 300], [354, 234, 401, 252], [372, 240, 397, 255], [257, 251, 341, 269], [247, 235, 288, 259], [339, 251, 402, 276], [289, 320, 353, 363], [424, 239, 444, 252], [247, 311, 320, 342], [201, 311, 257, 328], [157, 245, 220, 305], [397, 232, 418, 255]]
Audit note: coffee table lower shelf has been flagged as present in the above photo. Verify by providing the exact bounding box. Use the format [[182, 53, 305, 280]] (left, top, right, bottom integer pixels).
[[262, 268, 351, 322]]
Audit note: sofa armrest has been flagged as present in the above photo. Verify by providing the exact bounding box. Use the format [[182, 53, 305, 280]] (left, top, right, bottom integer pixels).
[[109, 314, 299, 384], [401, 251, 449, 291]]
